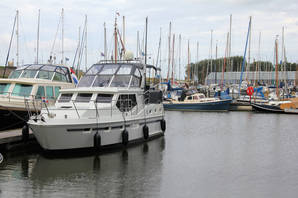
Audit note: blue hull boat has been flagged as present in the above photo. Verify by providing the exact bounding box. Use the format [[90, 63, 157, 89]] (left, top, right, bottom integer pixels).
[[163, 99, 232, 111]]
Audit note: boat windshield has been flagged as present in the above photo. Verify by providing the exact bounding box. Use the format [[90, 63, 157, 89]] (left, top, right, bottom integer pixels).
[[78, 64, 142, 88], [8, 64, 71, 82]]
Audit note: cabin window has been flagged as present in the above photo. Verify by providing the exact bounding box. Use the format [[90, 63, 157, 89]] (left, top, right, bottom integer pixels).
[[37, 71, 54, 80], [96, 94, 113, 103], [134, 68, 141, 78], [92, 75, 112, 87], [12, 84, 33, 97], [54, 87, 61, 98], [130, 76, 140, 87], [75, 93, 92, 103], [187, 96, 192, 100], [193, 96, 198, 100], [99, 65, 119, 74], [0, 83, 11, 95], [110, 75, 131, 87], [8, 70, 22, 79], [46, 86, 54, 99], [116, 94, 137, 112], [86, 65, 103, 75], [116, 65, 132, 75], [78, 75, 95, 87], [53, 72, 68, 82], [20, 70, 37, 78], [199, 95, 204, 99], [35, 86, 45, 99], [58, 93, 73, 103]]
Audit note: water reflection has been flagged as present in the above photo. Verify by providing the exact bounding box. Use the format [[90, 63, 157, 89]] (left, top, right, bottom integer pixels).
[[27, 137, 165, 197]]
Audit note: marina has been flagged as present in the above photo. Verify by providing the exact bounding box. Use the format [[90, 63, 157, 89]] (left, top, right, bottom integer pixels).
[[0, 0, 297, 197], [1, 111, 298, 197]]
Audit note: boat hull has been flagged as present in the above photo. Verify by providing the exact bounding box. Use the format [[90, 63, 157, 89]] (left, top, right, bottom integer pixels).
[[0, 109, 29, 130], [28, 117, 165, 151], [251, 103, 284, 113], [163, 99, 232, 111]]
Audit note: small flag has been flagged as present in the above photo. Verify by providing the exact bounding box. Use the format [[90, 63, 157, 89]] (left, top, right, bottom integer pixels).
[[100, 52, 105, 57], [141, 52, 145, 56], [70, 68, 79, 85], [116, 12, 120, 16], [65, 57, 70, 61], [41, 97, 48, 103]]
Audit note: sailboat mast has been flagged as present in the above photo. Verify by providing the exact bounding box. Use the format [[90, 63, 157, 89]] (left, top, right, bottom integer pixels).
[[123, 16, 125, 51], [210, 30, 213, 84], [144, 17, 148, 65], [171, 34, 175, 84], [136, 31, 139, 58], [36, 9, 40, 64], [61, 8, 64, 65], [178, 34, 181, 82], [16, 10, 19, 67], [84, 15, 87, 70], [104, 22, 107, 60], [247, 17, 252, 82], [215, 40, 218, 84], [257, 31, 261, 86], [167, 22, 171, 82], [275, 36, 279, 100], [187, 39, 190, 82], [229, 14, 232, 72], [114, 16, 117, 63]]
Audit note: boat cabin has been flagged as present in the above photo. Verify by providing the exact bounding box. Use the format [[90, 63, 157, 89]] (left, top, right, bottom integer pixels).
[[0, 64, 74, 101]]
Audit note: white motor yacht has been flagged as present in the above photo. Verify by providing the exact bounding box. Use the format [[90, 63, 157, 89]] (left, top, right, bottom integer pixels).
[[0, 64, 75, 130], [27, 61, 166, 151]]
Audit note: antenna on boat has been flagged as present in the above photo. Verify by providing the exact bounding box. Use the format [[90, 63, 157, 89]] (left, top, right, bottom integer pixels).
[[36, 9, 40, 64]]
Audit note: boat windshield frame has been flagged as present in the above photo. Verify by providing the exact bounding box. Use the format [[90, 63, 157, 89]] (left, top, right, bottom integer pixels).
[[8, 64, 71, 82], [78, 63, 143, 88]]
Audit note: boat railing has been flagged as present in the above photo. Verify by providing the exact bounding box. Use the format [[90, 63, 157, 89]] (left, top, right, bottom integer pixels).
[[98, 59, 142, 64]]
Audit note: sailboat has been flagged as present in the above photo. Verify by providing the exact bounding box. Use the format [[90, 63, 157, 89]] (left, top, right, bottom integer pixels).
[[251, 33, 298, 114]]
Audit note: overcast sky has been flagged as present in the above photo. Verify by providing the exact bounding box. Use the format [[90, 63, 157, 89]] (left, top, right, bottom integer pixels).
[[0, 0, 297, 78]]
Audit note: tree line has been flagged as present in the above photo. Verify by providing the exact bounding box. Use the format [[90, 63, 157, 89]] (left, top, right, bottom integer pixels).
[[186, 56, 297, 84]]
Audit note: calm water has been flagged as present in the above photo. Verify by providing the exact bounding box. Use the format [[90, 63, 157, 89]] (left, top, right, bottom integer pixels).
[[0, 111, 298, 198]]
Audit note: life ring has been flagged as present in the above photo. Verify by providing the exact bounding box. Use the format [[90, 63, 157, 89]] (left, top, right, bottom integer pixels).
[[22, 125, 29, 142], [122, 130, 129, 145], [246, 86, 254, 96], [143, 125, 149, 140], [93, 132, 101, 149]]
